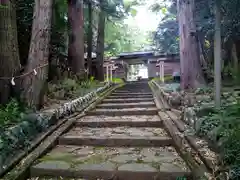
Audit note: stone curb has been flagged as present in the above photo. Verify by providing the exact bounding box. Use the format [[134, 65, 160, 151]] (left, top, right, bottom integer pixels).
[[166, 111, 219, 173], [0, 83, 116, 178], [149, 81, 213, 179], [150, 81, 219, 174], [149, 81, 171, 111]]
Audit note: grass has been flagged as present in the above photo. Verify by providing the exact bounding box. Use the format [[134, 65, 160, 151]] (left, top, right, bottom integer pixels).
[[151, 75, 173, 82], [111, 77, 124, 84]]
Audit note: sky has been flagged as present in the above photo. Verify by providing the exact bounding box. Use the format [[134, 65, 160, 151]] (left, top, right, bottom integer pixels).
[[124, 6, 161, 32], [124, 0, 166, 32], [123, 0, 171, 52], [123, 0, 169, 78]]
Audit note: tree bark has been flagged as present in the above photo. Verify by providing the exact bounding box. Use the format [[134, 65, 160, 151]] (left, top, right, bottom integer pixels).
[[87, 1, 93, 76], [68, 0, 85, 76], [177, 0, 206, 90], [232, 43, 238, 74], [214, 0, 221, 108], [96, 5, 105, 81], [21, 0, 53, 109], [0, 0, 21, 104]]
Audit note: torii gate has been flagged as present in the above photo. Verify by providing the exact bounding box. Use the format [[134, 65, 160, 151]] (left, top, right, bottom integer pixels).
[[103, 60, 118, 83], [109, 52, 179, 81]]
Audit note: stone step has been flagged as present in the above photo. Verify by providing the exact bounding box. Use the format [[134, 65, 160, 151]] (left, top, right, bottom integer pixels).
[[75, 115, 163, 127], [120, 86, 150, 88], [111, 92, 152, 96], [87, 108, 158, 116], [118, 87, 151, 89], [102, 98, 154, 103], [97, 102, 156, 109], [107, 95, 153, 99], [59, 127, 172, 147], [114, 88, 152, 93], [30, 146, 191, 180], [114, 90, 152, 93]]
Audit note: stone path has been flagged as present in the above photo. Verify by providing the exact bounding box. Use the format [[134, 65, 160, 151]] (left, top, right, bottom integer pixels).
[[29, 82, 192, 180]]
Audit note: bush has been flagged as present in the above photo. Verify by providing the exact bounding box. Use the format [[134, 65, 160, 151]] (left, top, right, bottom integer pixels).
[[0, 99, 26, 127], [47, 77, 101, 100]]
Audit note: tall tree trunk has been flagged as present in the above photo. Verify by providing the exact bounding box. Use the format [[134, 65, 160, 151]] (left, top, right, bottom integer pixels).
[[87, 1, 93, 77], [0, 0, 21, 104], [214, 0, 221, 108], [11, 0, 20, 70], [49, 1, 57, 82], [232, 42, 238, 74], [21, 0, 53, 109], [68, 0, 85, 76], [96, 5, 105, 81], [177, 0, 206, 90]]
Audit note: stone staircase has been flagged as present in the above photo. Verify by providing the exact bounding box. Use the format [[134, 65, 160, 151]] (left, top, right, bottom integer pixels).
[[29, 81, 192, 180]]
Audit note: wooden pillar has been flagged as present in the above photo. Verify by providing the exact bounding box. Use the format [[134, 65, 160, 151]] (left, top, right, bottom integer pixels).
[[159, 61, 165, 83], [112, 66, 117, 83], [162, 61, 165, 83], [110, 65, 113, 82], [106, 65, 109, 82], [159, 62, 161, 79]]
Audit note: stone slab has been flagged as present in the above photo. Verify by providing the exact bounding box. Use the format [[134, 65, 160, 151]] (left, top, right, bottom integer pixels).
[[87, 108, 158, 116], [97, 102, 156, 109], [107, 95, 153, 99], [30, 146, 191, 179], [103, 98, 154, 103], [118, 163, 157, 172], [62, 126, 169, 138], [112, 92, 153, 95], [59, 135, 172, 147], [75, 115, 163, 127], [59, 127, 171, 147], [79, 115, 161, 122]]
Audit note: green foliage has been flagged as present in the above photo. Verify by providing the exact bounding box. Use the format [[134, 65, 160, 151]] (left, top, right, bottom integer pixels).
[[61, 78, 79, 91], [47, 77, 101, 99], [197, 102, 240, 179], [112, 77, 124, 84], [104, 0, 156, 56], [104, 20, 132, 56], [0, 99, 26, 127], [231, 68, 240, 85], [79, 76, 97, 88], [151, 2, 179, 53], [104, 17, 152, 56], [0, 4, 8, 9]]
